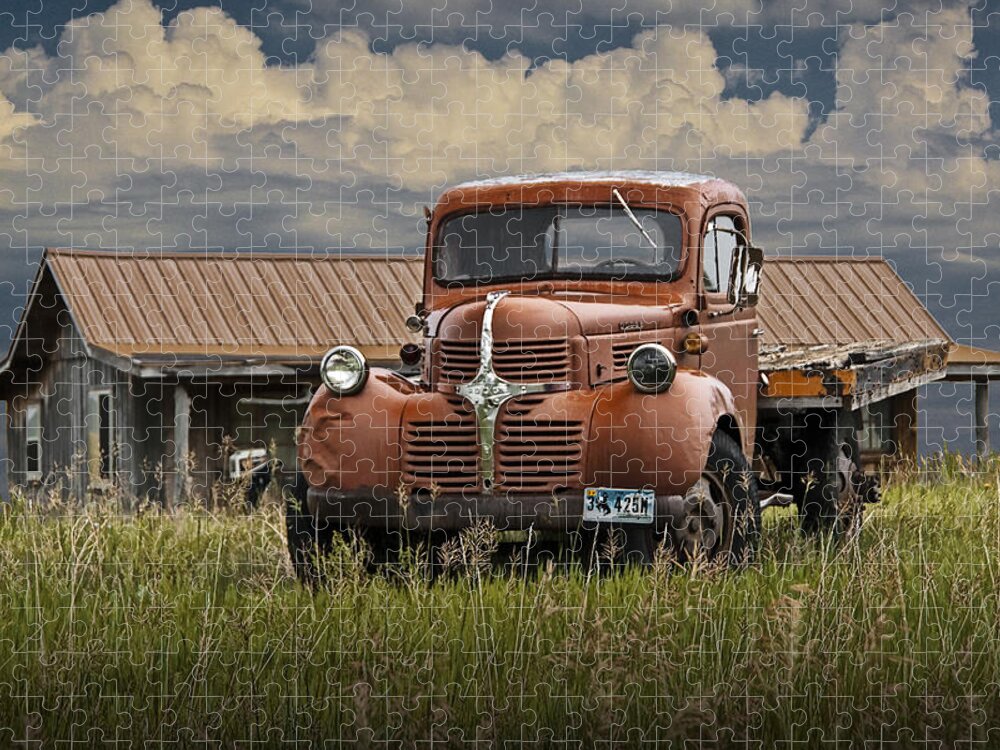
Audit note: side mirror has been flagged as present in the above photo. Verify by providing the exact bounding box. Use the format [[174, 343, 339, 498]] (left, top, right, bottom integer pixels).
[[727, 245, 764, 308]]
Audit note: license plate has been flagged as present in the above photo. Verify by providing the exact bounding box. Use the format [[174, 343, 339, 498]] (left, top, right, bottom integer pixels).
[[583, 487, 655, 525]]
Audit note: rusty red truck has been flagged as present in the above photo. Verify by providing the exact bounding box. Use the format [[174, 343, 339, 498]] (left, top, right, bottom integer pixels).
[[288, 171, 943, 577]]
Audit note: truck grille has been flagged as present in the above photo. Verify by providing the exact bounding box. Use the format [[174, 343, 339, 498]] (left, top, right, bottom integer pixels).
[[401, 396, 478, 491], [496, 396, 585, 492], [437, 338, 572, 384], [612, 341, 635, 372], [612, 340, 658, 379], [400, 395, 585, 494]]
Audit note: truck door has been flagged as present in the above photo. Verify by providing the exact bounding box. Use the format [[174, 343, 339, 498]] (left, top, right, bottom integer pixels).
[[698, 213, 759, 455]]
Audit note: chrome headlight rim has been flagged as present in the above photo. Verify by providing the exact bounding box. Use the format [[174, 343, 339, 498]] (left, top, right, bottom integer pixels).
[[320, 345, 369, 396], [626, 343, 677, 394]]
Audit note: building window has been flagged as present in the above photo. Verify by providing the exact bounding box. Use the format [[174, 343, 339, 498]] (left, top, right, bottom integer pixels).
[[860, 399, 897, 454], [88, 389, 115, 482], [704, 215, 740, 295], [25, 401, 41, 480]]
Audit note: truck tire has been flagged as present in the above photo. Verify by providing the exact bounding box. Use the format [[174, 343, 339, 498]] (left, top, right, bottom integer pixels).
[[796, 443, 865, 540], [285, 474, 403, 584], [622, 430, 760, 568], [285, 472, 335, 586]]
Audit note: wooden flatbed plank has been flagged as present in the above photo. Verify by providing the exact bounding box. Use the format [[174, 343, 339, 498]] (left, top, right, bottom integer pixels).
[[762, 369, 853, 399], [759, 338, 948, 372], [760, 340, 949, 409]]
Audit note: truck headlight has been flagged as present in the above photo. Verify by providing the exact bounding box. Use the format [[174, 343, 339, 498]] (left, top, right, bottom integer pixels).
[[627, 343, 677, 394], [320, 345, 368, 396]]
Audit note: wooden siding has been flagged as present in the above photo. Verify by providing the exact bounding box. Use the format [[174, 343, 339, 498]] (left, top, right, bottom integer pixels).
[[8, 352, 126, 499], [7, 330, 313, 504], [6, 274, 94, 497], [3, 268, 165, 499]]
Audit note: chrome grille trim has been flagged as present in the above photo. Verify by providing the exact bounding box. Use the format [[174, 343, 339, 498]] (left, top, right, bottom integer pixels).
[[438, 337, 572, 384]]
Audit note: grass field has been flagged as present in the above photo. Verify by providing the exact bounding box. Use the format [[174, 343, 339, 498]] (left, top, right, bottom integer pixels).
[[0, 455, 998, 747]]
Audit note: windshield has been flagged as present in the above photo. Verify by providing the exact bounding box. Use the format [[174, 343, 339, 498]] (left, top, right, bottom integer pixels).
[[434, 205, 684, 284]]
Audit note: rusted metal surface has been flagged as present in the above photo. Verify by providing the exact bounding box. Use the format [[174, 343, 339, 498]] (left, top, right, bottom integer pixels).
[[299, 371, 734, 499], [423, 171, 746, 312], [306, 486, 705, 534], [755, 257, 953, 406], [760, 339, 947, 372], [758, 257, 949, 351], [44, 249, 423, 363], [300, 172, 753, 511]]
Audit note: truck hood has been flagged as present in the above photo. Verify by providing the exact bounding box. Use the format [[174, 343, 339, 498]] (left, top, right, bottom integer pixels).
[[435, 293, 682, 340]]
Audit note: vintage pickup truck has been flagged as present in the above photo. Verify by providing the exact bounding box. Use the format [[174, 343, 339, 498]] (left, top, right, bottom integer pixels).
[[289, 171, 930, 577]]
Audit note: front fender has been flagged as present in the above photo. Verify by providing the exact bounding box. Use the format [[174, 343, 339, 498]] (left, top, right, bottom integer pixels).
[[587, 370, 741, 494], [298, 369, 413, 492]]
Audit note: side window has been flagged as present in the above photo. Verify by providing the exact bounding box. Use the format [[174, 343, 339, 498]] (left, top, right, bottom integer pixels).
[[88, 389, 115, 482], [25, 401, 41, 480], [703, 215, 739, 295], [860, 399, 897, 454]]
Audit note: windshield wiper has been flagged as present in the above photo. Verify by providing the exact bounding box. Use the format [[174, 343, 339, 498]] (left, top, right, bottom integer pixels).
[[612, 188, 659, 253]]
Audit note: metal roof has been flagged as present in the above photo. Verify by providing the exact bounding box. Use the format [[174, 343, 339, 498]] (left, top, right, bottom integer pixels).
[[1, 250, 959, 379], [44, 249, 423, 363], [943, 344, 1000, 380], [758, 256, 950, 353]]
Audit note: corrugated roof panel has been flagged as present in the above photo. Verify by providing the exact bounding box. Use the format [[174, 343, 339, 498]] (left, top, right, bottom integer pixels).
[[125, 258, 173, 347], [285, 265, 329, 347], [172, 258, 229, 346], [207, 258, 253, 352], [812, 261, 870, 341], [46, 250, 425, 361], [52, 255, 114, 345], [758, 257, 948, 349], [756, 262, 799, 345]]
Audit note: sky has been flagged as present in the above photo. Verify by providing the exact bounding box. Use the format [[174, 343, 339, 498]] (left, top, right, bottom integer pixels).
[[0, 0, 997, 455]]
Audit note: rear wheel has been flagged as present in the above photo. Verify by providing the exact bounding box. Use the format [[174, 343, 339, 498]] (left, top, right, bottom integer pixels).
[[621, 430, 760, 568], [796, 440, 868, 540]]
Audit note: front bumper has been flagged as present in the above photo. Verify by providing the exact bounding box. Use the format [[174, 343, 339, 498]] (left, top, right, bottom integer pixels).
[[307, 487, 687, 533]]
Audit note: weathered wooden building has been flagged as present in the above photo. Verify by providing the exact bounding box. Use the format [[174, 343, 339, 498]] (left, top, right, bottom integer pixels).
[[0, 249, 995, 502], [0, 249, 421, 503]]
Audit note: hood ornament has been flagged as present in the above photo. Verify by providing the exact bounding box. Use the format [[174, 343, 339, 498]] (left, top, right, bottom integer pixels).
[[452, 290, 571, 493]]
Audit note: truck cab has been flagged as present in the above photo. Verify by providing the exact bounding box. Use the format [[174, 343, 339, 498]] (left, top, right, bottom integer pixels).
[[292, 171, 769, 573]]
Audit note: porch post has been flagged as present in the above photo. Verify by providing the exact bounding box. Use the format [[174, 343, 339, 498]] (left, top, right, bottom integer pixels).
[[975, 378, 989, 457], [893, 390, 918, 461], [173, 383, 190, 505]]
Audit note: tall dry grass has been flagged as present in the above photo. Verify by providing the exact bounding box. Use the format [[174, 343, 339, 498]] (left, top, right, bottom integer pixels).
[[0, 453, 997, 747]]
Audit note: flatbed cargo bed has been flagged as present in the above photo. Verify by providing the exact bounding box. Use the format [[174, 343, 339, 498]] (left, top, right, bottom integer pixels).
[[758, 338, 949, 411], [756, 257, 952, 411]]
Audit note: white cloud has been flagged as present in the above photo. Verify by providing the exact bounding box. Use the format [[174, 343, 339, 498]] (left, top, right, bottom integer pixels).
[[0, 0, 809, 250], [810, 6, 997, 204], [721, 63, 766, 90], [302, 26, 809, 189], [285, 0, 915, 45]]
